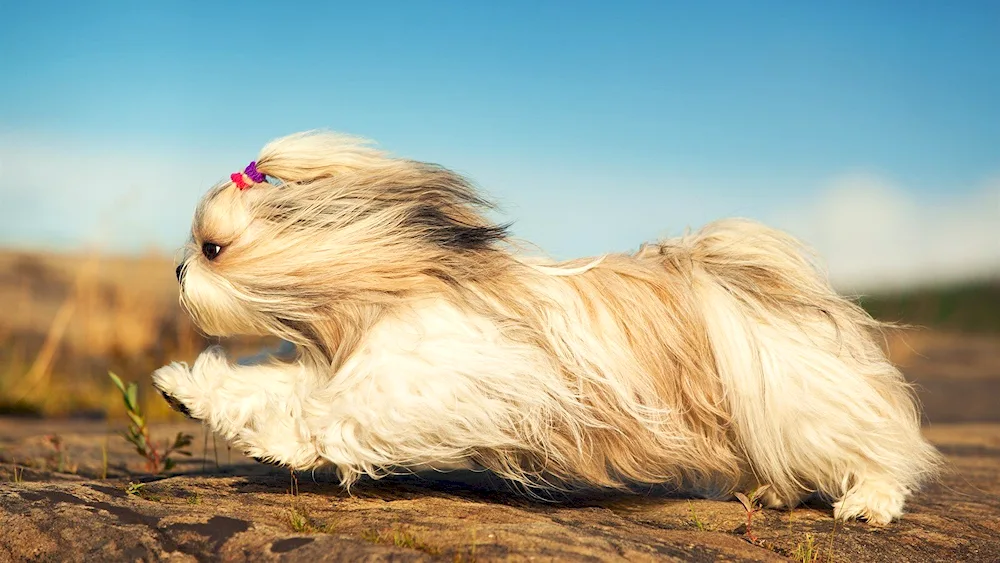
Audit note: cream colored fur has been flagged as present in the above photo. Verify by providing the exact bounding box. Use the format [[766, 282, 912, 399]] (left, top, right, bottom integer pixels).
[[153, 131, 941, 524]]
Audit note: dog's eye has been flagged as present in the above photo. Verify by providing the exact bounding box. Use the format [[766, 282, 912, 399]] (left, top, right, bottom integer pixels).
[[202, 242, 223, 261]]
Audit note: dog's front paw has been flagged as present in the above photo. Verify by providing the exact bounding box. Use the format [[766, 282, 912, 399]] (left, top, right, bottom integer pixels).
[[151, 362, 200, 420]]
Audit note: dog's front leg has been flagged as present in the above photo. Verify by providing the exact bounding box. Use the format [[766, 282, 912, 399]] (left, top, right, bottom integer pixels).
[[151, 346, 324, 469]]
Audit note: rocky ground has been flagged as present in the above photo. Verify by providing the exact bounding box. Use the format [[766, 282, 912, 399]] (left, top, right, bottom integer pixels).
[[1, 332, 998, 562]]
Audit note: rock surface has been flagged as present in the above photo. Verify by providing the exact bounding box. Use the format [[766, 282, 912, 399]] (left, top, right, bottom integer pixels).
[[1, 419, 998, 562]]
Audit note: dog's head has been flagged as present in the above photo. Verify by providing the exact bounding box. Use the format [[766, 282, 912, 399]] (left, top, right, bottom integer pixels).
[[175, 131, 510, 362]]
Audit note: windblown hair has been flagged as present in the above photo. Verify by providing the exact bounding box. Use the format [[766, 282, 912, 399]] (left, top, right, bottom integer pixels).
[[160, 131, 941, 525]]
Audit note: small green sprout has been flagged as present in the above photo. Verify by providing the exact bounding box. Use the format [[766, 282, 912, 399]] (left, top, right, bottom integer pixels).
[[109, 372, 193, 474]]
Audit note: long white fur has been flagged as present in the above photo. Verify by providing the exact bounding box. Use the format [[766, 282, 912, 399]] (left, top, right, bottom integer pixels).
[[153, 131, 941, 525]]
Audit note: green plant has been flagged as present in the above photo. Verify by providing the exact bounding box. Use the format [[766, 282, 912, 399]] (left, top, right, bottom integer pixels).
[[186, 493, 202, 505], [794, 532, 819, 562], [734, 484, 771, 544], [289, 507, 313, 533], [287, 506, 335, 534], [688, 501, 706, 530], [108, 372, 193, 473], [125, 481, 160, 501]]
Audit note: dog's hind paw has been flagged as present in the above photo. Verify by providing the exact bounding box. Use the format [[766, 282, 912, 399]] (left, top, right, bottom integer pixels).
[[833, 479, 907, 525]]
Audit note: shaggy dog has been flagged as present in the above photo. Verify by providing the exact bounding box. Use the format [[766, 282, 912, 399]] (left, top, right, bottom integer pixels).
[[153, 131, 940, 524]]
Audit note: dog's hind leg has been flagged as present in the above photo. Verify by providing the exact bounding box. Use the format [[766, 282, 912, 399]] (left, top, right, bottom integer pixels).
[[683, 219, 941, 523]]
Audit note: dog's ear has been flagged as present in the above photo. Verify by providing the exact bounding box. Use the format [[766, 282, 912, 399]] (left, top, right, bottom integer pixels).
[[393, 163, 511, 252], [406, 203, 510, 252]]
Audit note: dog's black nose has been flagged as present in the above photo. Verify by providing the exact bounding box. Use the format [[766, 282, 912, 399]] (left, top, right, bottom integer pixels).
[[175, 263, 186, 283]]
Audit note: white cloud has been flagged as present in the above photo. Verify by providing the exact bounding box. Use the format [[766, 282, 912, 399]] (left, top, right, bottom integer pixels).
[[770, 173, 1000, 292]]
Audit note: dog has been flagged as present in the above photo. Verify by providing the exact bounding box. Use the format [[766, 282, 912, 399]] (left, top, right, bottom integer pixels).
[[153, 131, 940, 524]]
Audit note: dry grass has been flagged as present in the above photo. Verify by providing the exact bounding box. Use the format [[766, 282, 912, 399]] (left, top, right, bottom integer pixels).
[[0, 248, 270, 419], [362, 526, 442, 556], [286, 505, 336, 534]]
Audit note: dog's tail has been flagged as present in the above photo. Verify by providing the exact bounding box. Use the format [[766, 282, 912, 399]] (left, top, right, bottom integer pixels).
[[660, 219, 941, 504]]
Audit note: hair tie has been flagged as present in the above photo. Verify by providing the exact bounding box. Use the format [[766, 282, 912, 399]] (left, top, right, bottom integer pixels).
[[231, 161, 266, 191]]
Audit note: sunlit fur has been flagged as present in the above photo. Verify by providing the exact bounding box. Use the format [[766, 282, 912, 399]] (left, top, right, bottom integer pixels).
[[153, 131, 941, 524]]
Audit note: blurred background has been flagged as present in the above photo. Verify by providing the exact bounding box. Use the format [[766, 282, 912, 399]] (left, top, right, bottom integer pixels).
[[0, 1, 997, 421]]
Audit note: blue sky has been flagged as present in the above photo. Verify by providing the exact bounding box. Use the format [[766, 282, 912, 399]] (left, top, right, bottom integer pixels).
[[1, 1, 998, 290]]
